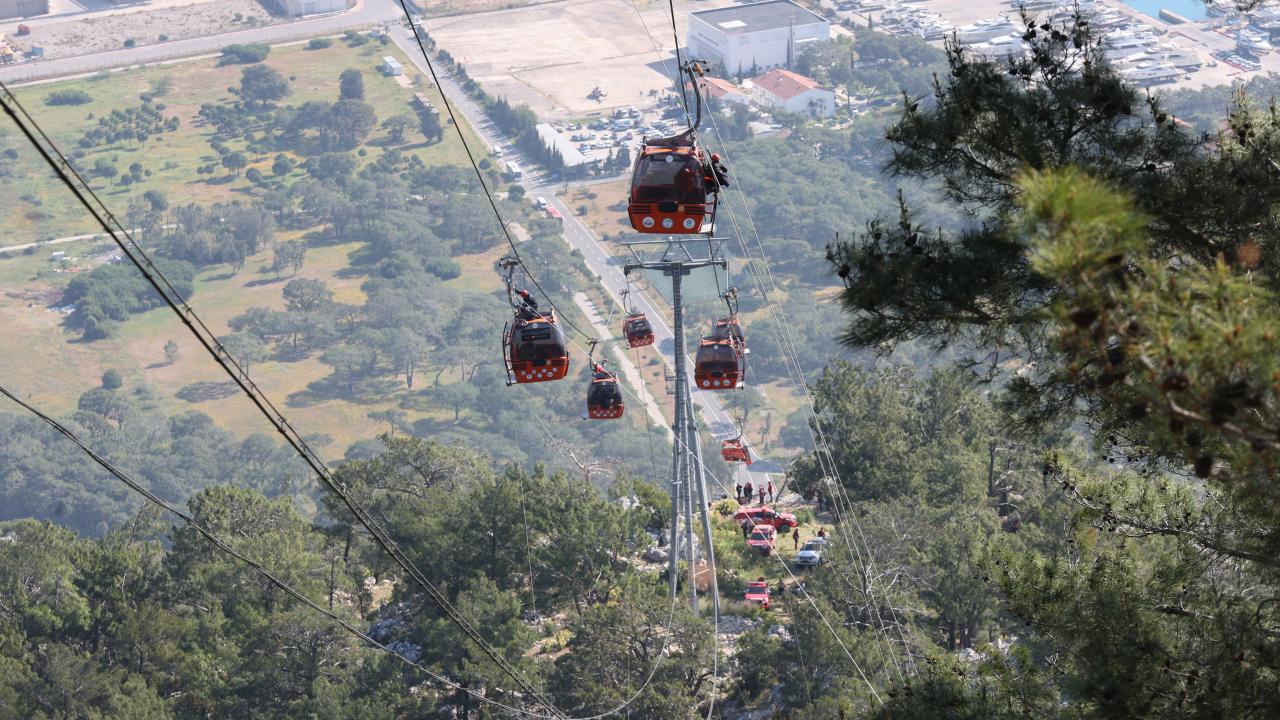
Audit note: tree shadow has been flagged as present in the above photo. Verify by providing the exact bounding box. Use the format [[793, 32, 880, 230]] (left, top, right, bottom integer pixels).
[[204, 175, 236, 186], [244, 276, 288, 287], [176, 380, 239, 403], [286, 373, 401, 408]]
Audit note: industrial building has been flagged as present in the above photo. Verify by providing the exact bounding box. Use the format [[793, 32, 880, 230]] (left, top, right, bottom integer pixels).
[[0, 0, 47, 21], [264, 0, 350, 19], [686, 0, 829, 76]]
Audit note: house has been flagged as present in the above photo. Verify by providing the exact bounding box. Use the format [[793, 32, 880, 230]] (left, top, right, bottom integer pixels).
[[746, 68, 835, 117], [692, 76, 751, 105], [687, 0, 829, 76]]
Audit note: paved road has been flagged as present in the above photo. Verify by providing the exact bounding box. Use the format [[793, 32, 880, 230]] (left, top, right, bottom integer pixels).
[[389, 25, 771, 492], [0, 0, 400, 84]]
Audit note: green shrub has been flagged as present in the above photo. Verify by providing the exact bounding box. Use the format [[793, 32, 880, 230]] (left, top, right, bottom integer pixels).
[[422, 256, 461, 280], [306, 37, 333, 50], [714, 498, 740, 516], [218, 43, 270, 65], [45, 90, 92, 106]]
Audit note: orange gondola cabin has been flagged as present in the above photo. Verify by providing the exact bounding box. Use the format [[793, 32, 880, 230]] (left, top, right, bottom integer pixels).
[[587, 372, 625, 419], [722, 437, 751, 464], [694, 317, 745, 390], [505, 313, 569, 385], [622, 313, 655, 348], [628, 130, 713, 234]]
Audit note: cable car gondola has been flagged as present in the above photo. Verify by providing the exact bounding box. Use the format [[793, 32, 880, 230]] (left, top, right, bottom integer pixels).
[[587, 365, 625, 419], [585, 342, 624, 419], [627, 62, 722, 235], [501, 258, 569, 385], [694, 288, 746, 390], [722, 437, 751, 464], [623, 313, 655, 348], [619, 289, 654, 348]]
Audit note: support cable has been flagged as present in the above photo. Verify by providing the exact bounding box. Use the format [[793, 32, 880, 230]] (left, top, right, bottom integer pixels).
[[630, 0, 911, 683], [397, 0, 594, 345], [0, 80, 569, 720], [0, 383, 550, 718]]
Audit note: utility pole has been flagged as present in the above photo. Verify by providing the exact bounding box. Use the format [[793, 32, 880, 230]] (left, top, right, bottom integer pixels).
[[624, 236, 724, 618]]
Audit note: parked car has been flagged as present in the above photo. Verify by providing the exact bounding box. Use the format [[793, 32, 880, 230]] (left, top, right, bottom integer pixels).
[[794, 537, 828, 567], [535, 196, 549, 210], [744, 581, 771, 610], [734, 506, 797, 533], [746, 525, 777, 556]]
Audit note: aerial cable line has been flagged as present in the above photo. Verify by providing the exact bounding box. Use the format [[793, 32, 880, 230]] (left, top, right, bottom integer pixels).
[[396, 0, 594, 346], [648, 0, 911, 673], [630, 1, 910, 683], [394, 12, 721, 717], [0, 81, 570, 720], [696, 107, 916, 675], [0, 383, 552, 718]]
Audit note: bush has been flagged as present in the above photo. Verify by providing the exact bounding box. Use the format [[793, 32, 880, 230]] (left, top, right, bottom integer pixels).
[[45, 90, 92, 106], [101, 369, 123, 390], [422, 256, 461, 280], [714, 498, 740, 516], [123, 38, 136, 48], [306, 37, 333, 50], [218, 43, 270, 65]]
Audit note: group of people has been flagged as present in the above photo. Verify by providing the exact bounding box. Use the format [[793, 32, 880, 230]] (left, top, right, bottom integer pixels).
[[735, 480, 773, 504]]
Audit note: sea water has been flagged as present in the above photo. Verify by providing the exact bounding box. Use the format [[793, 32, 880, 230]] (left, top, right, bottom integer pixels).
[[1120, 0, 1210, 22]]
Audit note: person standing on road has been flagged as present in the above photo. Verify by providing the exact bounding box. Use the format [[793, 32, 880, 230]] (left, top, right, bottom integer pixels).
[[735, 482, 742, 502], [792, 527, 800, 550], [767, 480, 774, 503], [758, 487, 766, 506], [743, 483, 753, 503], [817, 527, 827, 539]]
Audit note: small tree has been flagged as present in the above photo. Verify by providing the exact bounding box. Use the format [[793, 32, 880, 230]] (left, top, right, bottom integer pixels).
[[101, 369, 123, 390], [339, 68, 365, 101], [272, 153, 294, 177], [418, 111, 442, 144], [222, 151, 247, 177], [381, 114, 415, 144], [163, 339, 179, 365]]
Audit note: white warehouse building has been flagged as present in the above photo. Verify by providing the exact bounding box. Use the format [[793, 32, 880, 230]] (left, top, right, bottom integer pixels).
[[686, 0, 830, 77]]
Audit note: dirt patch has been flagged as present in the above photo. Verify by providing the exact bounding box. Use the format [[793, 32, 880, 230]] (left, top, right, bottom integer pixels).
[[8, 0, 278, 61]]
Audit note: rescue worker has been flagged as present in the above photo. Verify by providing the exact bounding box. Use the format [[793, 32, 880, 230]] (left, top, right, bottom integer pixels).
[[707, 153, 730, 190], [515, 289, 539, 320]]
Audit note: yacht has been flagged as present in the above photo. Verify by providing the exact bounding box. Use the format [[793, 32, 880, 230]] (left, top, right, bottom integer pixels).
[[955, 16, 1018, 44], [1236, 27, 1274, 53], [970, 33, 1029, 59]]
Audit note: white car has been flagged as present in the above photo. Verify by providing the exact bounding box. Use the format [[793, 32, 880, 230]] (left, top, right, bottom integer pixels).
[[794, 538, 828, 567]]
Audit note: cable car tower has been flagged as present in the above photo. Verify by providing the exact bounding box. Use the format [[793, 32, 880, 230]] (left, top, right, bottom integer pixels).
[[623, 235, 725, 616]]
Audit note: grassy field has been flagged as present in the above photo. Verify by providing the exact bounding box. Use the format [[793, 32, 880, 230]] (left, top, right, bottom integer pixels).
[[0, 36, 512, 460], [0, 36, 490, 245]]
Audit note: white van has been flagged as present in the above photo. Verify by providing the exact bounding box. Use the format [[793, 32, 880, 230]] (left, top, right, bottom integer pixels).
[[535, 196, 549, 210]]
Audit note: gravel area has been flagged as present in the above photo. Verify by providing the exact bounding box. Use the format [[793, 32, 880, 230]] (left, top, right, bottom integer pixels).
[[9, 0, 278, 60]]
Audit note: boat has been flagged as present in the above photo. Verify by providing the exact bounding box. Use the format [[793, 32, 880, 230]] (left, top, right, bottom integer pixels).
[[1236, 27, 1274, 54], [955, 16, 1018, 44]]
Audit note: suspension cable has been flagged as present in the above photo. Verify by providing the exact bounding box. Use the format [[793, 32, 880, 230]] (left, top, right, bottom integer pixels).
[[0, 383, 552, 717], [0, 80, 570, 720], [397, 0, 594, 346], [633, 0, 911, 683]]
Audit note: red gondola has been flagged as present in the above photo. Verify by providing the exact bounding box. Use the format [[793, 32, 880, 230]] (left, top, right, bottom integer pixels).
[[722, 437, 751, 464], [505, 314, 569, 385], [628, 132, 713, 235], [502, 257, 569, 385], [694, 335, 744, 390], [627, 62, 721, 235], [587, 367, 625, 419], [694, 288, 746, 391], [622, 312, 654, 348]]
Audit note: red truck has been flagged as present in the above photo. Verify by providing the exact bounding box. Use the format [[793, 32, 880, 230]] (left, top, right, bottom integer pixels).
[[734, 506, 797, 533], [746, 524, 777, 556], [744, 581, 771, 610]]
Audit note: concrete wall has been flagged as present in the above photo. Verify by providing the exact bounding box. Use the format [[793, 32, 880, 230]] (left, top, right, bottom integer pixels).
[[0, 0, 48, 21], [267, 0, 350, 19]]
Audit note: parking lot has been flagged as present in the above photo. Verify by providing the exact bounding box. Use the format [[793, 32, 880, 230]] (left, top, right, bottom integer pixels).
[[545, 102, 688, 164]]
